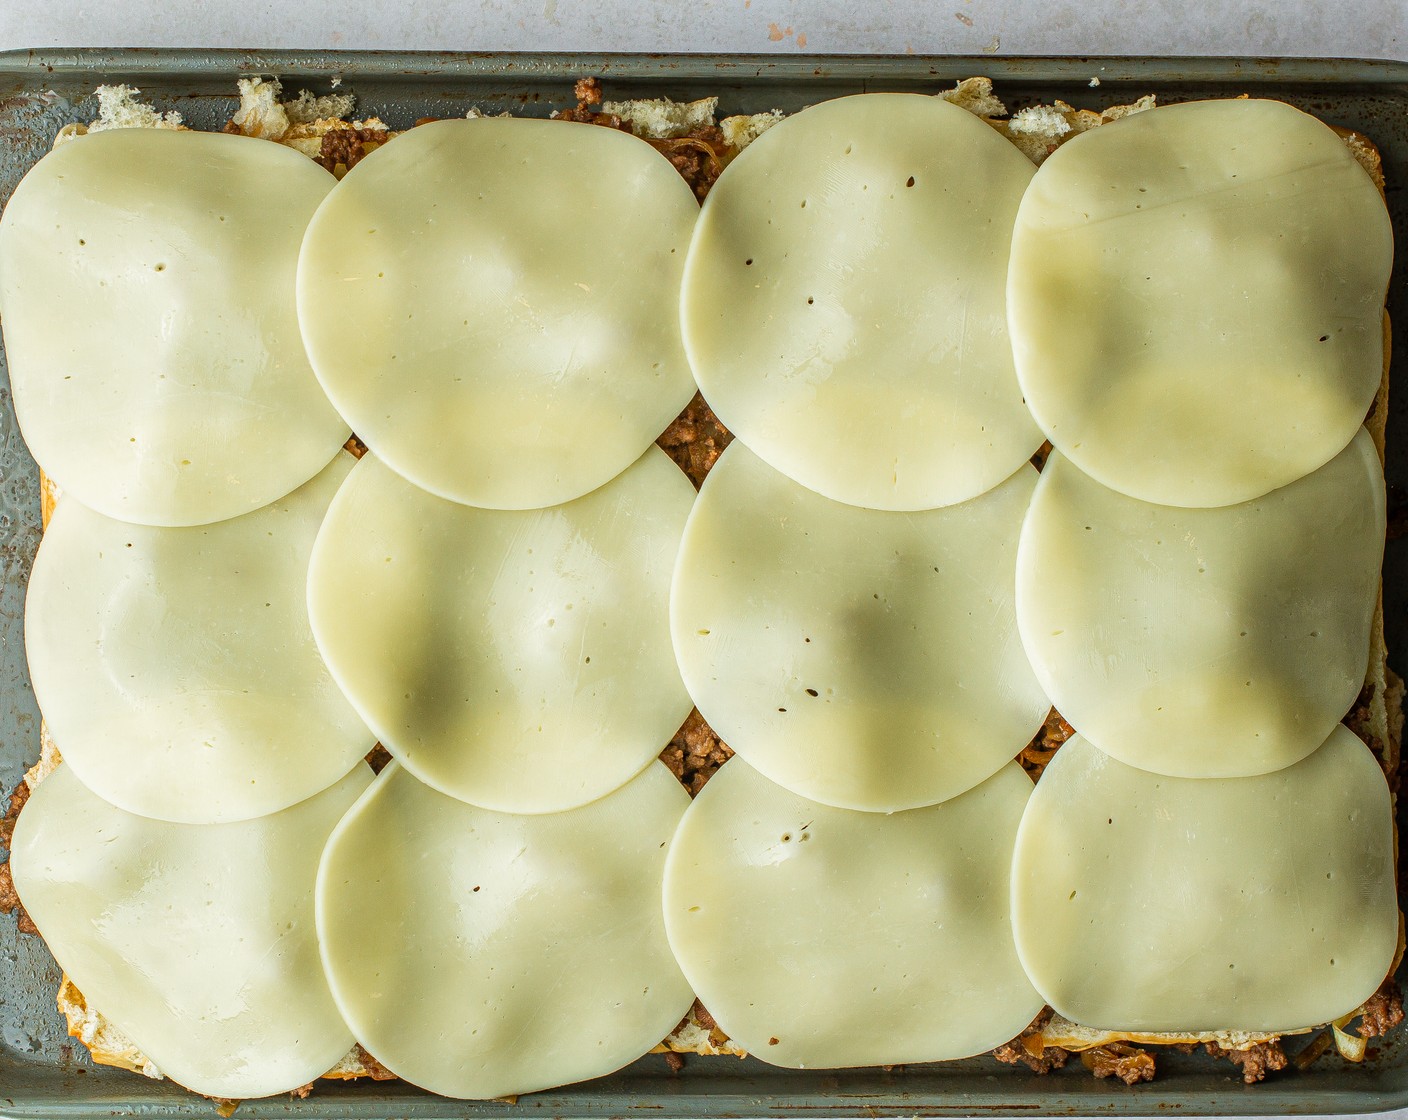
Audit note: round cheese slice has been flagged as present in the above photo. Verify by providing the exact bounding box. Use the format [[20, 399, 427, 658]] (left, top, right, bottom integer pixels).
[[670, 442, 1049, 811], [680, 92, 1042, 511], [1007, 98, 1392, 507], [308, 446, 695, 813], [1016, 428, 1384, 779], [317, 760, 693, 1099], [25, 451, 374, 823], [663, 756, 1042, 1067], [10, 762, 370, 1099], [1011, 729, 1398, 1032], [296, 117, 699, 511], [0, 128, 348, 527]]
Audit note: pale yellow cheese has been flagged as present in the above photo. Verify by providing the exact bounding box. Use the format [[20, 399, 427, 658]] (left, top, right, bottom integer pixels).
[[663, 757, 1043, 1067], [24, 452, 374, 823], [315, 760, 693, 1099], [1016, 428, 1384, 778], [670, 442, 1048, 811], [296, 117, 699, 511], [10, 763, 371, 1099], [0, 128, 349, 526], [1007, 98, 1392, 507], [307, 447, 695, 813], [1010, 729, 1398, 1032], [680, 92, 1043, 511]]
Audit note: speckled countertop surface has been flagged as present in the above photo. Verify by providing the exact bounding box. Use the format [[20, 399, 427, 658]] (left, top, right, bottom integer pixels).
[[0, 0, 1403, 58]]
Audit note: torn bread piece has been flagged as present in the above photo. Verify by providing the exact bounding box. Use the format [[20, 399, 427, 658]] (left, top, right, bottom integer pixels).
[[9, 76, 1400, 1093]]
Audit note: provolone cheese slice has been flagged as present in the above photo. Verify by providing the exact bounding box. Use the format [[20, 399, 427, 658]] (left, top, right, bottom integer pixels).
[[680, 92, 1042, 510], [1011, 729, 1397, 1032], [25, 452, 373, 823], [1007, 98, 1392, 507], [316, 760, 693, 1099], [10, 762, 370, 1099], [308, 447, 695, 812], [663, 757, 1042, 1067], [0, 128, 348, 526], [297, 117, 698, 510], [670, 442, 1048, 811], [1016, 429, 1384, 778]]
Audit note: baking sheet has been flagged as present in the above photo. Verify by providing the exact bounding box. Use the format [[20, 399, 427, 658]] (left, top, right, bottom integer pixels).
[[0, 49, 1405, 1120]]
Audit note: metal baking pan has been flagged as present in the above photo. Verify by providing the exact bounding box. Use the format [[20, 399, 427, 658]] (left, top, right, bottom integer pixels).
[[0, 48, 1405, 1120]]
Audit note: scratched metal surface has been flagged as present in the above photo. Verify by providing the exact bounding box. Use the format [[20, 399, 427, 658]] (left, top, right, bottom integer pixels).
[[0, 50, 1404, 1120]]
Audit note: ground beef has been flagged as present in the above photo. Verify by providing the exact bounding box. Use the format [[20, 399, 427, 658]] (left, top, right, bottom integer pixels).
[[656, 392, 734, 488], [659, 711, 733, 796], [550, 78, 629, 128], [991, 1008, 1070, 1074], [0, 781, 38, 936], [574, 77, 604, 107], [553, 78, 730, 200], [1030, 441, 1053, 470], [1081, 1042, 1156, 1085], [644, 130, 729, 201], [0, 777, 29, 847], [1344, 682, 1396, 787], [364, 744, 393, 774], [662, 1050, 685, 1072], [0, 862, 38, 936], [1205, 1040, 1288, 1084], [343, 434, 369, 460], [1017, 709, 1075, 780], [353, 1046, 400, 1080], [317, 127, 390, 175], [1358, 979, 1405, 1038]]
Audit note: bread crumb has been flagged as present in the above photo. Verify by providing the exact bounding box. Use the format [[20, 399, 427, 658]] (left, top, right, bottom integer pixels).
[[600, 97, 718, 139], [720, 109, 783, 151], [1089, 76, 1101, 87], [1008, 104, 1072, 138], [937, 76, 1007, 119]]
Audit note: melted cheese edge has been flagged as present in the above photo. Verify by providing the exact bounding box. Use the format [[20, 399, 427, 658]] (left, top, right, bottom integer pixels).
[[1011, 729, 1398, 1032], [25, 452, 374, 823], [680, 92, 1042, 511], [663, 756, 1043, 1067], [1007, 98, 1391, 507], [0, 128, 349, 526], [315, 760, 693, 1099], [10, 763, 370, 1099], [296, 117, 699, 511], [671, 442, 1048, 811], [1016, 428, 1384, 778], [308, 447, 695, 813]]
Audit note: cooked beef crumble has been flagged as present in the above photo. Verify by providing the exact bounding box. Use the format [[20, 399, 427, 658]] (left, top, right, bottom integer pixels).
[[1205, 1040, 1288, 1084], [660, 710, 733, 796], [991, 1009, 1071, 1074], [656, 392, 734, 488], [1081, 1042, 1156, 1085], [1017, 709, 1076, 780]]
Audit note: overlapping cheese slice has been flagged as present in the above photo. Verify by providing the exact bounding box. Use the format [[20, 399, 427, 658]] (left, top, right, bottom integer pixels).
[[296, 117, 699, 511], [680, 93, 1042, 511], [1007, 98, 1392, 508], [308, 446, 694, 813], [1011, 729, 1398, 1032], [24, 452, 373, 823], [10, 762, 370, 1099], [0, 128, 349, 527], [317, 760, 693, 1099], [663, 756, 1042, 1067], [1017, 429, 1384, 779], [670, 442, 1048, 811]]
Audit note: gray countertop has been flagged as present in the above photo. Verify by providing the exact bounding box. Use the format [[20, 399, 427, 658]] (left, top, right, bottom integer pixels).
[[0, 0, 1404, 58]]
